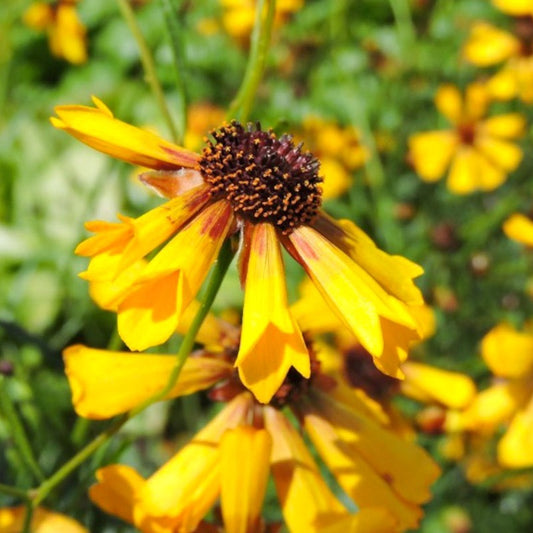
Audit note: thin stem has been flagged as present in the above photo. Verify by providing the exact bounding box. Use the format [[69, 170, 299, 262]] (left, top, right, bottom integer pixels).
[[389, 0, 416, 68], [227, 0, 276, 122], [30, 240, 235, 506], [117, 0, 179, 142], [0, 381, 44, 483], [158, 0, 188, 145], [21, 502, 33, 533], [0, 483, 30, 500]]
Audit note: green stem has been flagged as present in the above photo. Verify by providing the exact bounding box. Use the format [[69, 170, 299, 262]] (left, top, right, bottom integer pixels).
[[0, 483, 30, 500], [389, 0, 416, 68], [117, 0, 179, 143], [227, 0, 276, 122], [0, 381, 44, 483], [30, 240, 235, 506], [22, 502, 33, 533], [158, 0, 188, 145]]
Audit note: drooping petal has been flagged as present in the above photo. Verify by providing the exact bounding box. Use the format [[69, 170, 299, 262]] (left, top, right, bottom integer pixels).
[[0, 506, 88, 533], [264, 406, 348, 532], [136, 393, 253, 530], [401, 361, 476, 409], [51, 97, 200, 170], [481, 323, 533, 378], [140, 169, 205, 198], [237, 223, 309, 403], [463, 22, 519, 66], [63, 345, 232, 419], [435, 84, 463, 124], [503, 213, 533, 246], [117, 200, 234, 351], [408, 131, 458, 181], [89, 465, 145, 525], [220, 427, 272, 533]]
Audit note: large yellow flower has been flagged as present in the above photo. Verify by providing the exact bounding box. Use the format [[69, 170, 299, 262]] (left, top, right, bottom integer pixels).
[[459, 322, 533, 468], [0, 506, 87, 533], [52, 97, 424, 403], [408, 83, 525, 194], [64, 319, 440, 532], [23, 0, 87, 64]]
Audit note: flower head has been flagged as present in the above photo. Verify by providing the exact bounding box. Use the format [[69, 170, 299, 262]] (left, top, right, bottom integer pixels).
[[408, 83, 524, 194], [23, 0, 87, 64], [52, 97, 424, 403]]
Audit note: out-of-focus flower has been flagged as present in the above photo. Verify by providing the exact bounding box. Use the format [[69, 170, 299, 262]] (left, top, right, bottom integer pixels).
[[220, 0, 303, 42], [296, 116, 369, 200], [503, 213, 533, 246], [23, 0, 87, 64], [65, 317, 440, 532], [408, 83, 524, 194], [463, 3, 533, 102], [459, 322, 533, 468], [184, 103, 226, 151], [52, 97, 424, 403], [0, 506, 87, 533]]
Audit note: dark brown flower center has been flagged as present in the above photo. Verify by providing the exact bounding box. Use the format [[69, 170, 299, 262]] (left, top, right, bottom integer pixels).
[[199, 121, 323, 234]]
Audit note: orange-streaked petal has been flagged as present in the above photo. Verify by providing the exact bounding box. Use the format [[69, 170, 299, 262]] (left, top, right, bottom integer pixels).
[[0, 506, 88, 533], [63, 345, 232, 419], [264, 406, 347, 532], [481, 323, 533, 378], [408, 130, 458, 182], [237, 223, 309, 403], [137, 393, 253, 528], [503, 213, 533, 246], [89, 465, 145, 525], [463, 22, 519, 66], [117, 200, 234, 351], [220, 427, 272, 533], [435, 85, 462, 124], [140, 169, 205, 199], [51, 96, 200, 170], [401, 361, 476, 409]]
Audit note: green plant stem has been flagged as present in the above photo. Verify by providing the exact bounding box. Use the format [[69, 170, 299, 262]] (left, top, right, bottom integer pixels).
[[0, 381, 44, 483], [21, 502, 33, 533], [389, 0, 416, 68], [28, 240, 235, 507], [117, 0, 179, 142], [0, 483, 30, 500], [227, 0, 276, 122], [158, 0, 188, 144]]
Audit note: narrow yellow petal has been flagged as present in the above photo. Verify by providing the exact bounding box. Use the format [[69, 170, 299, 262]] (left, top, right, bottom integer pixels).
[[481, 323, 533, 378], [89, 465, 145, 525], [486, 65, 519, 100], [237, 223, 309, 403], [463, 22, 519, 66], [0, 506, 88, 533], [63, 345, 232, 419], [435, 84, 462, 124], [408, 130, 458, 181], [481, 114, 526, 139], [51, 98, 200, 170], [503, 213, 533, 246], [476, 136, 522, 172], [401, 361, 476, 409], [498, 406, 533, 468], [53, 5, 87, 64], [220, 427, 272, 533]]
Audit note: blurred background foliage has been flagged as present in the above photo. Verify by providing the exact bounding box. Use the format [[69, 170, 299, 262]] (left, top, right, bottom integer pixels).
[[1, 0, 533, 531]]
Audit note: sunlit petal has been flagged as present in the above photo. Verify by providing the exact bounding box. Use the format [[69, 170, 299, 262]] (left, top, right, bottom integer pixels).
[[408, 131, 457, 182], [503, 213, 533, 246], [463, 22, 519, 66]]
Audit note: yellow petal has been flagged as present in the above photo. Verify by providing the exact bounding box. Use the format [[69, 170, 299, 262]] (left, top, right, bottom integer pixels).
[[498, 406, 533, 468], [435, 84, 462, 124], [408, 130, 458, 181], [463, 22, 519, 66], [487, 65, 519, 100], [51, 97, 200, 170], [318, 509, 397, 533], [137, 393, 252, 528], [63, 345, 232, 419], [23, 3, 53, 30], [118, 200, 234, 351], [401, 361, 476, 409], [237, 223, 309, 403], [481, 323, 533, 378], [0, 506, 88, 533], [320, 157, 352, 200], [476, 136, 522, 172], [492, 0, 533, 16], [89, 465, 145, 525], [481, 114, 526, 139], [464, 83, 490, 122], [264, 406, 347, 532], [503, 213, 533, 246], [52, 5, 87, 64], [220, 427, 272, 533]]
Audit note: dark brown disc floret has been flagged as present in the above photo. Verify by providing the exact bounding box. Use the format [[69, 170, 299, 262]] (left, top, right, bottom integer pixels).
[[199, 121, 323, 234]]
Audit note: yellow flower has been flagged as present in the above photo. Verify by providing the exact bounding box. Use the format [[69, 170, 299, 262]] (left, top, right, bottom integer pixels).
[[296, 116, 369, 200], [460, 322, 533, 468], [65, 318, 439, 532], [23, 1, 87, 64], [52, 97, 424, 403], [408, 83, 524, 193], [463, 10, 533, 102], [0, 506, 87, 533], [503, 212, 533, 246], [220, 0, 303, 41]]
